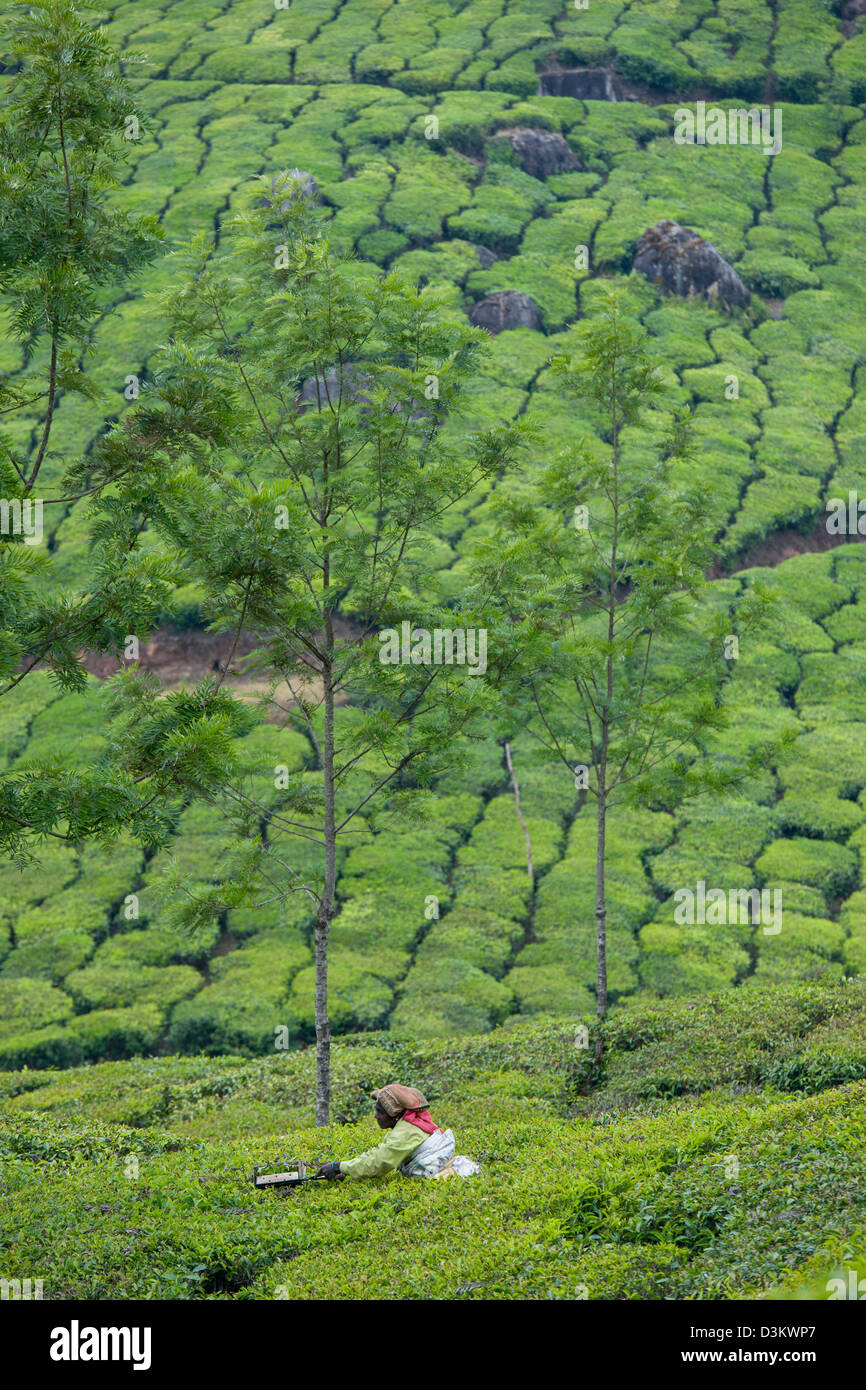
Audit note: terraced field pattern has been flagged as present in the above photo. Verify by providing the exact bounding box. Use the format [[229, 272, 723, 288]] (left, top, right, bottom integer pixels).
[[3, 0, 866, 1070]]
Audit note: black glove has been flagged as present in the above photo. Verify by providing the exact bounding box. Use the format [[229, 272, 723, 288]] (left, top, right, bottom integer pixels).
[[316, 1161, 344, 1180]]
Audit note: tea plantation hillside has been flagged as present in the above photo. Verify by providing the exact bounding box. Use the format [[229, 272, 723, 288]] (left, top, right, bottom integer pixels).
[[2, 982, 865, 1299], [6, 541, 866, 1064], [2, 0, 866, 1065], [5, 1, 866, 586]]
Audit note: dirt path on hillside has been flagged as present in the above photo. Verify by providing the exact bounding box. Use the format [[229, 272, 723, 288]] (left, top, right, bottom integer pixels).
[[80, 620, 357, 703], [708, 520, 866, 579], [83, 628, 260, 686], [74, 529, 865, 689]]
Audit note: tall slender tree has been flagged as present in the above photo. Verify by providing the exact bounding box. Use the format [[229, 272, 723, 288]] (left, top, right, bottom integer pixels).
[[0, 1, 251, 859], [472, 290, 773, 1058], [103, 173, 525, 1121], [0, 0, 159, 497]]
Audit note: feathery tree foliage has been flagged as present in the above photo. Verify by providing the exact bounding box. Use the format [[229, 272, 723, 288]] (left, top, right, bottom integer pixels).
[[0, 1, 253, 859], [472, 291, 776, 1058], [100, 172, 526, 1122]]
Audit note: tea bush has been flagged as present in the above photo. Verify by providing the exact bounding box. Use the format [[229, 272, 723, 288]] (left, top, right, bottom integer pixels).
[[2, 982, 866, 1299]]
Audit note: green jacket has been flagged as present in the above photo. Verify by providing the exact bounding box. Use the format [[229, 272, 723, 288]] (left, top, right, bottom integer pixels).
[[339, 1119, 427, 1180]]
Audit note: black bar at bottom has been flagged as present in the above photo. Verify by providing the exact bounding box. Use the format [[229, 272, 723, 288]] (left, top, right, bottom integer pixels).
[[7, 1297, 859, 1377]]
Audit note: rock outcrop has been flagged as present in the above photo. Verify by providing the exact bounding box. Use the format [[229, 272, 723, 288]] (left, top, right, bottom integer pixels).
[[261, 168, 320, 212], [299, 364, 427, 420], [469, 291, 544, 334], [299, 364, 373, 410], [490, 128, 582, 179], [633, 220, 751, 310], [537, 68, 622, 101], [468, 244, 500, 269]]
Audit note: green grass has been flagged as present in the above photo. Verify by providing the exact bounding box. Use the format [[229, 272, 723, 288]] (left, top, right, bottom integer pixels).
[[2, 982, 866, 1299]]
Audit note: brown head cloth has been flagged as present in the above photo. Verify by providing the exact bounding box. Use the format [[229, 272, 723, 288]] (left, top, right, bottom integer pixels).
[[371, 1083, 428, 1118]]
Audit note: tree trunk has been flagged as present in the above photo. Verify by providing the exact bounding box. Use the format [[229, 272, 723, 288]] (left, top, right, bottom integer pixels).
[[595, 357, 617, 1065], [315, 650, 336, 1127], [594, 763, 608, 1064], [313, 903, 331, 1127], [504, 741, 533, 888], [26, 332, 58, 493]]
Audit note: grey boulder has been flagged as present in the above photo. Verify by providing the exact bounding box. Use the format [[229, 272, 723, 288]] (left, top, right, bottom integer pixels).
[[298, 363, 427, 419], [467, 244, 500, 269], [537, 68, 622, 101], [299, 364, 374, 410], [262, 168, 320, 212], [469, 291, 544, 334], [633, 220, 751, 310], [490, 128, 582, 179]]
